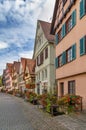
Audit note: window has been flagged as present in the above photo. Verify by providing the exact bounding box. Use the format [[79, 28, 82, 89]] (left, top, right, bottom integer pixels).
[[56, 10, 76, 45], [55, 34, 58, 45], [63, 0, 67, 6], [80, 0, 86, 18], [39, 73, 40, 80], [37, 55, 40, 66], [68, 81, 75, 94], [58, 29, 62, 42], [45, 47, 48, 59], [55, 57, 58, 68], [58, 55, 62, 67], [37, 85, 40, 95], [37, 51, 44, 66], [56, 43, 76, 68], [62, 23, 66, 38], [66, 16, 72, 34], [45, 69, 47, 79], [67, 48, 72, 62], [60, 82, 64, 97], [42, 71, 44, 80], [40, 52, 44, 64], [62, 51, 66, 65], [72, 44, 76, 60], [80, 36, 86, 56]]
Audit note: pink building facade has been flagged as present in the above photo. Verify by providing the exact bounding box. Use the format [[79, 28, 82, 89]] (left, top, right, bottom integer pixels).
[[51, 0, 86, 109], [4, 63, 13, 91]]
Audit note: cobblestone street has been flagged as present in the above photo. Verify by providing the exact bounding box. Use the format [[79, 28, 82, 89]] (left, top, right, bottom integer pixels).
[[0, 93, 86, 130]]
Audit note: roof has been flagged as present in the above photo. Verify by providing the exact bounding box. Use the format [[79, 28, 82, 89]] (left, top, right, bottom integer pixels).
[[39, 20, 55, 42], [13, 61, 20, 74], [33, 20, 55, 58], [21, 58, 34, 73], [50, 0, 59, 34], [6, 63, 13, 75], [26, 59, 35, 75], [6, 63, 13, 68]]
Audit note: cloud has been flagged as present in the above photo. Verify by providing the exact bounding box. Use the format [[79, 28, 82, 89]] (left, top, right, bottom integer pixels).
[[0, 41, 8, 49], [19, 50, 33, 59], [38, 0, 55, 22], [0, 0, 55, 75]]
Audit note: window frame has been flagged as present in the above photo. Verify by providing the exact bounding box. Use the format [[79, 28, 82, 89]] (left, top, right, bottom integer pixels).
[[45, 47, 48, 59], [58, 28, 62, 42], [60, 82, 64, 97], [45, 69, 47, 79], [68, 80, 75, 95], [66, 16, 72, 34], [58, 54, 63, 67], [66, 47, 72, 63]]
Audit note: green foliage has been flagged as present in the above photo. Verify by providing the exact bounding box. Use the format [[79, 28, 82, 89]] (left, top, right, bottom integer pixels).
[[0, 76, 2, 87], [58, 94, 82, 114], [29, 92, 37, 103], [29, 95, 34, 102], [46, 103, 51, 113]]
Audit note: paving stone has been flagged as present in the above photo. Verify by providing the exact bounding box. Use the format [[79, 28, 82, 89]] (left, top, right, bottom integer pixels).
[[0, 93, 86, 130]]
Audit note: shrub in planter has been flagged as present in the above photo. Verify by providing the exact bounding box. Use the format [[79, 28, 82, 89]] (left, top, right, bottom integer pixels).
[[29, 92, 37, 104], [29, 95, 34, 103], [40, 94, 47, 107], [58, 94, 82, 114], [46, 98, 51, 113], [8, 90, 13, 95], [45, 94, 57, 113]]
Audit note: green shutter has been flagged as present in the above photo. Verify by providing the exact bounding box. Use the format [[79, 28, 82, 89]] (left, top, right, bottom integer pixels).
[[55, 34, 58, 45], [72, 44, 76, 60], [80, 36, 85, 56], [62, 23, 66, 38], [55, 57, 58, 68], [62, 51, 66, 65], [72, 10, 76, 27], [80, 0, 85, 18]]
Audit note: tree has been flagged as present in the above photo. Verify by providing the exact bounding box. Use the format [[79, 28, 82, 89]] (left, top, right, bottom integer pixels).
[[0, 76, 2, 87]]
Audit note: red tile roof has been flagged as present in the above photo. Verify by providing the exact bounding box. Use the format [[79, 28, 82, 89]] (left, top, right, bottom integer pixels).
[[7, 63, 13, 68], [6, 63, 13, 75], [21, 58, 26, 72], [39, 20, 55, 42], [26, 59, 35, 75], [13, 61, 20, 74]]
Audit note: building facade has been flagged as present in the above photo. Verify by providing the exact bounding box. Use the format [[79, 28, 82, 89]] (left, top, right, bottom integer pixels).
[[33, 20, 55, 95], [24, 59, 35, 92], [51, 0, 86, 109], [4, 63, 13, 91], [12, 61, 20, 92], [18, 58, 27, 94]]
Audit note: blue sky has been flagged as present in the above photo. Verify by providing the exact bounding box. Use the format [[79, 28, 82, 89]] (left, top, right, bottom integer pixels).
[[0, 0, 55, 75]]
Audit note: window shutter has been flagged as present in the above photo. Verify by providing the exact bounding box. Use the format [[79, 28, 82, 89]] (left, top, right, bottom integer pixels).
[[37, 57, 38, 66], [55, 34, 58, 45], [45, 47, 48, 59], [80, 36, 85, 56], [62, 51, 66, 65], [72, 44, 76, 60], [62, 23, 66, 38], [80, 0, 85, 18], [55, 57, 58, 68], [72, 10, 76, 27]]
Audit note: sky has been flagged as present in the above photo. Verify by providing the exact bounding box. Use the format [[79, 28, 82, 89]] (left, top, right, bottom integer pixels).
[[0, 0, 55, 75]]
